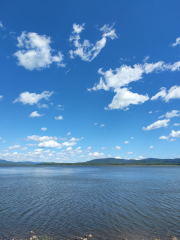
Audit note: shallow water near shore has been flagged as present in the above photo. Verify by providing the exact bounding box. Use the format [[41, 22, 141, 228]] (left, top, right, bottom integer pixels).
[[0, 166, 180, 240]]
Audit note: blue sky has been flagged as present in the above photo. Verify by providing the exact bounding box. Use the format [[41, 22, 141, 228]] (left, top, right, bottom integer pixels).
[[0, 0, 180, 162]]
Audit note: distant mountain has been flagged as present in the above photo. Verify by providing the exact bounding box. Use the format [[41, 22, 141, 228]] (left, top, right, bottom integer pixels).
[[83, 158, 180, 165], [0, 159, 40, 165]]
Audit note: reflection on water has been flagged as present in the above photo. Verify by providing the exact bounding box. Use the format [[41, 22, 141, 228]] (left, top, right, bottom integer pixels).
[[0, 166, 180, 239]]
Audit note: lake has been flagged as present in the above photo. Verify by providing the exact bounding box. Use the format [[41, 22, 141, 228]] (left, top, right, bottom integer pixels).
[[0, 166, 180, 240]]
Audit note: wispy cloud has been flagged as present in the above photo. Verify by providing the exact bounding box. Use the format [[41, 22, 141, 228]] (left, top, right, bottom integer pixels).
[[69, 23, 117, 61]]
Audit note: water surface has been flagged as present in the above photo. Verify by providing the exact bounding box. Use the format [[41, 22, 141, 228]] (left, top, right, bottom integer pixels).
[[0, 166, 180, 239]]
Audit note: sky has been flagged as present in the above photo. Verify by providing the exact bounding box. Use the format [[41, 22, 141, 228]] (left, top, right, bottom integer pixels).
[[0, 0, 180, 163]]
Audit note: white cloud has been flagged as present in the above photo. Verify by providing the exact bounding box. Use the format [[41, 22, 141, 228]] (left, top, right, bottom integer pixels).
[[14, 32, 65, 70], [149, 146, 153, 149], [173, 123, 180, 126], [115, 146, 121, 150], [8, 145, 20, 150], [88, 59, 180, 110], [0, 95, 3, 100], [41, 127, 47, 131], [169, 130, 180, 138], [106, 87, 149, 110], [55, 116, 63, 120], [131, 137, 134, 139], [69, 23, 117, 61], [124, 141, 129, 144], [100, 124, 105, 127], [88, 152, 105, 158], [143, 119, 170, 131], [149, 111, 152, 114], [67, 132, 71, 136], [115, 156, 122, 159], [159, 110, 180, 119], [29, 111, 44, 118], [87, 146, 91, 150], [14, 91, 53, 105], [27, 135, 57, 142], [151, 86, 180, 102], [94, 123, 98, 125], [62, 141, 77, 147], [101, 147, 106, 149], [127, 152, 133, 154], [66, 147, 72, 151], [159, 135, 169, 140], [38, 140, 61, 148], [172, 37, 180, 47]]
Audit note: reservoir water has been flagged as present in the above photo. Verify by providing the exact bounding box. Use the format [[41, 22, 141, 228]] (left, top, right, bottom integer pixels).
[[0, 166, 180, 240]]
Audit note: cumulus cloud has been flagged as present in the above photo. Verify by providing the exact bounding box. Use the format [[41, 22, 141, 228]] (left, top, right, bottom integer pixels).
[[69, 23, 117, 61], [115, 146, 121, 150], [131, 137, 134, 139], [127, 152, 133, 154], [27, 135, 57, 142], [159, 110, 180, 119], [169, 130, 180, 138], [172, 37, 180, 47], [14, 32, 65, 70], [107, 88, 149, 110], [67, 132, 71, 136], [0, 95, 3, 100], [151, 86, 180, 102], [62, 141, 77, 147], [14, 91, 53, 105], [87, 146, 91, 150], [38, 140, 61, 148], [94, 123, 98, 125], [87, 152, 105, 158], [124, 141, 129, 144], [159, 135, 169, 140], [66, 147, 72, 151], [88, 59, 180, 110], [115, 156, 122, 159], [149, 111, 152, 114], [29, 111, 44, 118], [100, 124, 105, 127], [160, 130, 180, 141], [143, 119, 170, 131], [55, 116, 63, 120], [8, 145, 20, 150], [101, 147, 106, 149], [41, 127, 47, 131], [149, 146, 153, 149]]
